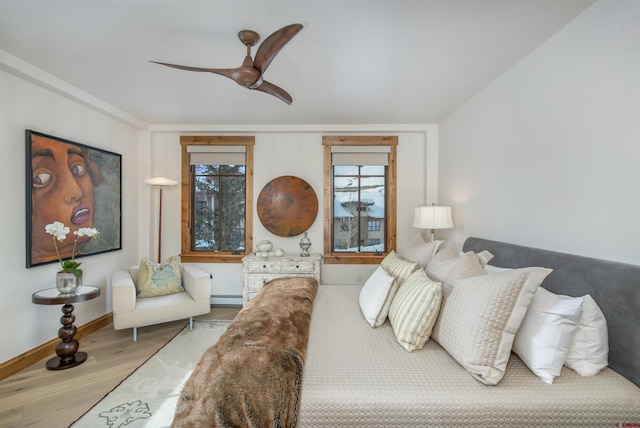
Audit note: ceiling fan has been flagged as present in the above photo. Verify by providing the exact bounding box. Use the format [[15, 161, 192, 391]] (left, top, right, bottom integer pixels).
[[151, 23, 303, 105]]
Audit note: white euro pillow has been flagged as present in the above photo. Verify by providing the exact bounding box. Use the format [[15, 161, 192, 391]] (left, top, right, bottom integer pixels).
[[564, 294, 609, 376], [512, 287, 583, 384], [359, 266, 397, 327]]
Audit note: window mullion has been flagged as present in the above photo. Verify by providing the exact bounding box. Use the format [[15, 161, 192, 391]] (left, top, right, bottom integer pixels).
[[357, 168, 362, 251], [217, 171, 223, 251]]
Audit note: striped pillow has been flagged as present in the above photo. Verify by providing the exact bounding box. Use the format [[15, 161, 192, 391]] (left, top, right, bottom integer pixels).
[[388, 269, 442, 352], [381, 250, 417, 286]]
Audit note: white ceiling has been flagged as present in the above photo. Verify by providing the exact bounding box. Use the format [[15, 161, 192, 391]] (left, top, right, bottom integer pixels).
[[0, 0, 596, 126]]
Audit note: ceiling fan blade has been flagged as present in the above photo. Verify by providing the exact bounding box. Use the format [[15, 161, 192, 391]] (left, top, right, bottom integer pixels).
[[150, 61, 237, 80], [253, 23, 303, 74], [252, 80, 293, 105]]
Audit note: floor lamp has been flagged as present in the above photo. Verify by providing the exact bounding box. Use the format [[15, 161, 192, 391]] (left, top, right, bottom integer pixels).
[[145, 177, 178, 262]]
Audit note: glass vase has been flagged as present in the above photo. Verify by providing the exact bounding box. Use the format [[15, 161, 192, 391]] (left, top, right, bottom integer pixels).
[[56, 271, 79, 295]]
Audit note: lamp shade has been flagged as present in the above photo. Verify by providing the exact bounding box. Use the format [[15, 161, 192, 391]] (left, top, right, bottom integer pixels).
[[145, 177, 178, 186], [413, 205, 454, 230]]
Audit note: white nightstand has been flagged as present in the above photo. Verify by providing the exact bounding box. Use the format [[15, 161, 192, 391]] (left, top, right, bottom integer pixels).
[[241, 253, 321, 305]]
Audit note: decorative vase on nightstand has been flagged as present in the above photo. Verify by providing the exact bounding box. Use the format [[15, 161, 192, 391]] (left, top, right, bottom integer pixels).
[[299, 232, 311, 257], [256, 240, 273, 253]]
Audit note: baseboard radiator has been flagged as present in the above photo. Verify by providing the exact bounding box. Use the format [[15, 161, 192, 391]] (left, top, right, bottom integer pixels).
[[208, 274, 242, 306]]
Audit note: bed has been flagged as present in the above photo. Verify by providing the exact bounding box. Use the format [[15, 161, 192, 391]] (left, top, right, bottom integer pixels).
[[173, 237, 640, 427]]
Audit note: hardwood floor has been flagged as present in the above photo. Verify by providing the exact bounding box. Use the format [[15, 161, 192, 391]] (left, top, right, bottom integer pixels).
[[0, 306, 240, 428]]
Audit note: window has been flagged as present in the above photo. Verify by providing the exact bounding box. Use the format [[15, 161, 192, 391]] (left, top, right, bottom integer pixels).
[[180, 136, 254, 262], [323, 136, 397, 264]]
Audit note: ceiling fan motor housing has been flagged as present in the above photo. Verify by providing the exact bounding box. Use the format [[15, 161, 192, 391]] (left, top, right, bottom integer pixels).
[[151, 23, 303, 104], [238, 30, 260, 46]]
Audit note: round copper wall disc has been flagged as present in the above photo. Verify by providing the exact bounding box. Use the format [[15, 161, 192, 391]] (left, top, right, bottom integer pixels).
[[257, 175, 318, 237]]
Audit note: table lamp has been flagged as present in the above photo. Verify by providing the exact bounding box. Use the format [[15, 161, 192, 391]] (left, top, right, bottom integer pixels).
[[413, 204, 454, 241]]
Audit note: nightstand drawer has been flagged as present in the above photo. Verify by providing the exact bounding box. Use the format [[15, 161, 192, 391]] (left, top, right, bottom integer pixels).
[[281, 261, 316, 273], [246, 261, 281, 272], [247, 274, 276, 292]]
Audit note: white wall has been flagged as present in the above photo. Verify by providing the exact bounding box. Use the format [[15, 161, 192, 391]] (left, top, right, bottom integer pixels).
[[146, 127, 437, 303], [438, 0, 640, 265], [0, 58, 437, 363], [0, 68, 141, 363]]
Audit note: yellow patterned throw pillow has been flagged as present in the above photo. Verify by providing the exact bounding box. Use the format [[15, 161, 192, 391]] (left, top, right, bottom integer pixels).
[[137, 256, 184, 298]]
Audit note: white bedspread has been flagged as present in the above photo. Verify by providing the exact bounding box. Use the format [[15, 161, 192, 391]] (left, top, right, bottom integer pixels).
[[299, 285, 640, 427]]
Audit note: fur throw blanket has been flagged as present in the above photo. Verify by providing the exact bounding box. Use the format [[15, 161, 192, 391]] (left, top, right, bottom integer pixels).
[[172, 276, 319, 428]]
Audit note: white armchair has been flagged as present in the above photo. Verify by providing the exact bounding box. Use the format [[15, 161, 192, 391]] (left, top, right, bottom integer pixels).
[[111, 264, 211, 340]]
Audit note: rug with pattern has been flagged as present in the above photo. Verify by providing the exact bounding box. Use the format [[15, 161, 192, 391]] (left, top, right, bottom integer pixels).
[[71, 320, 231, 428]]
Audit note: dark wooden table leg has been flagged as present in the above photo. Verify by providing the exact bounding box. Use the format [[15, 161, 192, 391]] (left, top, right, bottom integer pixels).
[[46, 303, 87, 370]]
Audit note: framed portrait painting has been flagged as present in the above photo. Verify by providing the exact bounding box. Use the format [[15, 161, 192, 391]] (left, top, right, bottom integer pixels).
[[26, 130, 122, 268]]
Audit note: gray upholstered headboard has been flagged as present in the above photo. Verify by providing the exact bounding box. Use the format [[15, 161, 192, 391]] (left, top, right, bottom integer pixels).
[[463, 237, 640, 388]]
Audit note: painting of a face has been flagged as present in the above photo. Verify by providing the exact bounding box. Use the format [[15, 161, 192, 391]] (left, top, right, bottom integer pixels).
[[30, 135, 96, 264], [26, 131, 121, 268]]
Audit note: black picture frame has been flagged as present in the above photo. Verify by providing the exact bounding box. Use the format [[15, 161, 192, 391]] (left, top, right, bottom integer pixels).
[[26, 130, 122, 268]]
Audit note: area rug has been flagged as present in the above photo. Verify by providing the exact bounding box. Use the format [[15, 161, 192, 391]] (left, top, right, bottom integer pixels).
[[71, 320, 231, 428]]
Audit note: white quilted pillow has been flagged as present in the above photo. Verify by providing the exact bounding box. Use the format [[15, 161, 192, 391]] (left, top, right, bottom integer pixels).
[[426, 251, 487, 300], [427, 250, 493, 286], [512, 287, 583, 384], [430, 252, 486, 344], [359, 266, 397, 327], [484, 264, 512, 273], [430, 245, 460, 263], [388, 269, 442, 352], [398, 234, 443, 268], [464, 250, 494, 267], [425, 257, 458, 285], [433, 267, 552, 385]]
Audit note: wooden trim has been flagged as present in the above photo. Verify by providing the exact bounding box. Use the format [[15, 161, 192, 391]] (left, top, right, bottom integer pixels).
[[180, 254, 244, 263], [322, 142, 333, 259], [0, 313, 113, 381], [322, 136, 397, 263], [322, 254, 386, 264], [387, 142, 397, 251], [179, 135, 255, 146], [181, 141, 191, 257], [322, 135, 399, 147], [245, 143, 254, 254], [179, 136, 254, 261]]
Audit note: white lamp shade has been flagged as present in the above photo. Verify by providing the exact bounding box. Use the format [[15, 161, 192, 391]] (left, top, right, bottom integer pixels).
[[413, 205, 454, 229], [145, 177, 178, 186]]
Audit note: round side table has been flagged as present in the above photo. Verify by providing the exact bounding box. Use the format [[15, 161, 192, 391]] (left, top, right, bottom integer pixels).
[[32, 285, 100, 370]]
